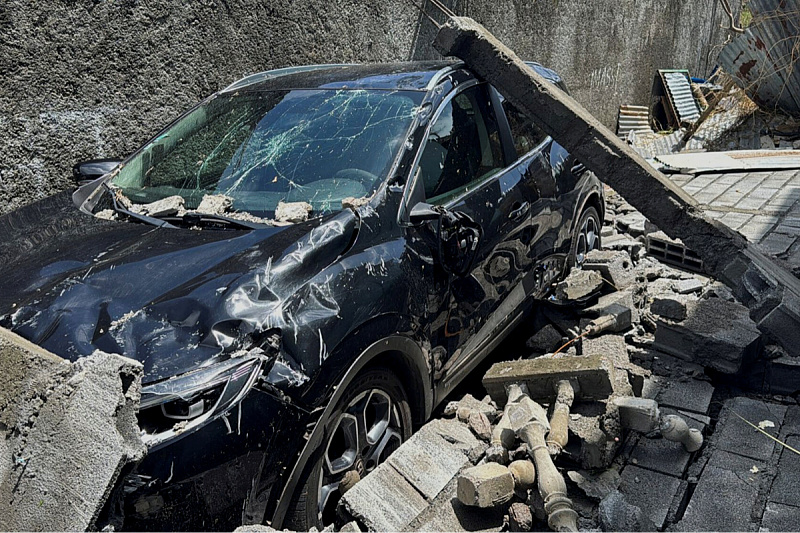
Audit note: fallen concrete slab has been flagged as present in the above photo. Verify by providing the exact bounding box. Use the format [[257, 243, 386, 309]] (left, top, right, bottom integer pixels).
[[0, 327, 145, 531], [433, 16, 800, 358]]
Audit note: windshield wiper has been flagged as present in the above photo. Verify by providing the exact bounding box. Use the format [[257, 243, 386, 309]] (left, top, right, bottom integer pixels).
[[154, 212, 267, 230], [102, 183, 178, 229]]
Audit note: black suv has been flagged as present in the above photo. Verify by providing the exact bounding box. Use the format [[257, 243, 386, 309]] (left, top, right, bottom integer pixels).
[[0, 61, 604, 531]]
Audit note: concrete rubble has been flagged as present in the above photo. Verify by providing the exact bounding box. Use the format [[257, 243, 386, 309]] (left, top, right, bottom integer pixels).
[[337, 180, 800, 531], [0, 327, 145, 531]]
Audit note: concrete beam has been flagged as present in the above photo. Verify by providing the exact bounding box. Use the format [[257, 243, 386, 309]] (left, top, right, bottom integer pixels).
[[0, 327, 145, 531], [434, 17, 800, 355]]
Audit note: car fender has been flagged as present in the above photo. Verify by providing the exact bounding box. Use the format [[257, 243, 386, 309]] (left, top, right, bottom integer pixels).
[[268, 331, 431, 528]]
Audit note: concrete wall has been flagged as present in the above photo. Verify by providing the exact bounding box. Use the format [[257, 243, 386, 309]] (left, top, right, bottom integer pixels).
[[0, 0, 727, 215]]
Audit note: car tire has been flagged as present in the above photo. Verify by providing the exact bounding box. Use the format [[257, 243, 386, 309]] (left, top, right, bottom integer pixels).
[[285, 368, 413, 531], [568, 206, 601, 269]]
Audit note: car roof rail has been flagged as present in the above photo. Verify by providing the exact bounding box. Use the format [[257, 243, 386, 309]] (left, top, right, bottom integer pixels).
[[221, 64, 357, 93]]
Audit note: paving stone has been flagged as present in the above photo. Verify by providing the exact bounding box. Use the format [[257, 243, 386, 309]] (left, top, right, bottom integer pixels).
[[762, 356, 800, 396], [341, 462, 428, 532], [759, 232, 796, 256], [628, 407, 705, 477], [766, 435, 800, 508], [716, 397, 787, 462], [761, 501, 800, 532], [781, 405, 800, 437], [387, 424, 469, 500], [619, 465, 681, 529], [599, 490, 655, 532], [678, 464, 760, 532], [706, 448, 767, 475], [653, 299, 761, 374], [657, 378, 714, 415]]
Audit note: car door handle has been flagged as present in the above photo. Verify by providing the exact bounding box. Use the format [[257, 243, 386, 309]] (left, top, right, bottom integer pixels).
[[571, 161, 587, 175], [509, 201, 530, 221]]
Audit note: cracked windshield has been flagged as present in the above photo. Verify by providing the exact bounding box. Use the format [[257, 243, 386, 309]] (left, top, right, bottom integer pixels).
[[110, 88, 423, 221]]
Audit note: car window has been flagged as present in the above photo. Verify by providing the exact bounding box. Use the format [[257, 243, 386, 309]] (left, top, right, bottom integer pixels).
[[501, 98, 548, 158], [417, 84, 505, 205]]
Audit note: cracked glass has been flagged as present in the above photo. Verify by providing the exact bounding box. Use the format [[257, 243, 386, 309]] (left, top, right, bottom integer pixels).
[[111, 89, 424, 217]]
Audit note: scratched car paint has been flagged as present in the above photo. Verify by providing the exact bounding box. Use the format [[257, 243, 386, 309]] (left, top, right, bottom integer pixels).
[[0, 61, 604, 530]]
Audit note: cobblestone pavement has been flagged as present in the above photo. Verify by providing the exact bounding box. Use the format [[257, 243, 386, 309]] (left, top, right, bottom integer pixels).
[[667, 169, 800, 270]]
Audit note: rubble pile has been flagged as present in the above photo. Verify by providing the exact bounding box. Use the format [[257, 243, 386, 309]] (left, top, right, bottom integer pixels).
[[335, 186, 799, 532]]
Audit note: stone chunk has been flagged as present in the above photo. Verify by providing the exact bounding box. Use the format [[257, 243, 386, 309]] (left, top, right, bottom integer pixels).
[[422, 418, 482, 453], [507, 502, 533, 532], [582, 249, 636, 290], [457, 463, 515, 508], [387, 426, 469, 500], [467, 411, 492, 441], [131, 195, 185, 217], [653, 298, 761, 374], [274, 201, 312, 223], [598, 490, 654, 532], [584, 289, 639, 327], [0, 328, 145, 532], [673, 278, 704, 294], [444, 393, 497, 422], [196, 194, 233, 214], [526, 324, 563, 353], [554, 269, 603, 301], [341, 463, 428, 532], [567, 469, 621, 501], [649, 293, 695, 321]]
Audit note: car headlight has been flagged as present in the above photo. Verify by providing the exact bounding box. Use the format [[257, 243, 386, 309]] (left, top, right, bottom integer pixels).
[[138, 353, 270, 449]]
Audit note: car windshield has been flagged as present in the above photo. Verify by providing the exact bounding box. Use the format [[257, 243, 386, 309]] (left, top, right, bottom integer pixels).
[[110, 88, 423, 218]]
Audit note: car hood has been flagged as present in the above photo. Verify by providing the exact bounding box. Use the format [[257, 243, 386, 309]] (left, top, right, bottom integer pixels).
[[0, 192, 358, 384]]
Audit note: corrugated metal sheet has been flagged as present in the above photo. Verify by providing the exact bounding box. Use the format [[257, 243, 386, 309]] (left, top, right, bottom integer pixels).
[[718, 0, 800, 117], [617, 105, 652, 139], [661, 71, 702, 123]]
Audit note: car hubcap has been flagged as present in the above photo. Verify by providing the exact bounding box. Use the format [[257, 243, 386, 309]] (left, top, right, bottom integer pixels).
[[317, 389, 404, 524], [576, 216, 599, 266]]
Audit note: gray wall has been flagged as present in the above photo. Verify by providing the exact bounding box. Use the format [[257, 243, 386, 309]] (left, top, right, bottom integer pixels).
[[0, 0, 727, 215]]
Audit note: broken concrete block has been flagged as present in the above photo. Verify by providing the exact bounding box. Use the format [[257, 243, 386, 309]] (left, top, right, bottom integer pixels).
[[673, 278, 704, 294], [196, 194, 233, 214], [599, 490, 655, 532], [341, 462, 428, 532], [341, 196, 370, 209], [457, 462, 515, 508], [650, 293, 696, 320], [584, 289, 639, 327], [274, 201, 312, 223], [0, 328, 145, 531], [422, 418, 482, 453], [467, 411, 492, 441], [507, 502, 533, 532], [130, 195, 185, 217], [569, 414, 618, 470], [583, 249, 636, 290], [616, 212, 648, 237], [653, 298, 761, 374], [338, 521, 361, 533], [444, 393, 497, 422], [567, 469, 621, 502], [618, 466, 679, 530], [614, 397, 660, 433], [525, 324, 563, 353], [554, 269, 603, 301], [602, 233, 644, 258], [386, 425, 469, 500]]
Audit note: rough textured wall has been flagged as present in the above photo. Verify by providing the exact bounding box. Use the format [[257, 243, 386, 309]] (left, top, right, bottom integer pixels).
[[0, 0, 421, 214], [0, 0, 727, 215], [440, 0, 727, 126]]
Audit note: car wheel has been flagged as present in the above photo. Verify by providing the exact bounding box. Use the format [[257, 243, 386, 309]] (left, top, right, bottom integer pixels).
[[285, 368, 413, 530], [569, 206, 601, 268]]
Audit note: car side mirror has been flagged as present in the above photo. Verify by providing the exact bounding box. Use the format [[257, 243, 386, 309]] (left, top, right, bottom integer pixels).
[[72, 159, 122, 186], [408, 202, 441, 225]]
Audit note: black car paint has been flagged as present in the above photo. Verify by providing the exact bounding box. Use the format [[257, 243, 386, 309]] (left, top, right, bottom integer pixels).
[[0, 61, 603, 530]]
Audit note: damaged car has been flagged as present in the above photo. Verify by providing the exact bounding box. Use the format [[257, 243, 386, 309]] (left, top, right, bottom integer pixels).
[[0, 61, 604, 531]]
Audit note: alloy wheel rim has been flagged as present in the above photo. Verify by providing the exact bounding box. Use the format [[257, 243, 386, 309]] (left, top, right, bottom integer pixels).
[[317, 388, 404, 524], [576, 216, 599, 266]]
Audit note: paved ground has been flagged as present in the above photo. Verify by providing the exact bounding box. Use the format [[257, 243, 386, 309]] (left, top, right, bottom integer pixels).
[[666, 169, 800, 271]]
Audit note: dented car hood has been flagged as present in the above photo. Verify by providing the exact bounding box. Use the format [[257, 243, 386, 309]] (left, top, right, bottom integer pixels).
[[0, 191, 358, 385]]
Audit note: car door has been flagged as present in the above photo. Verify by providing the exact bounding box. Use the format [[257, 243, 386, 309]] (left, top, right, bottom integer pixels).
[[405, 81, 537, 390]]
